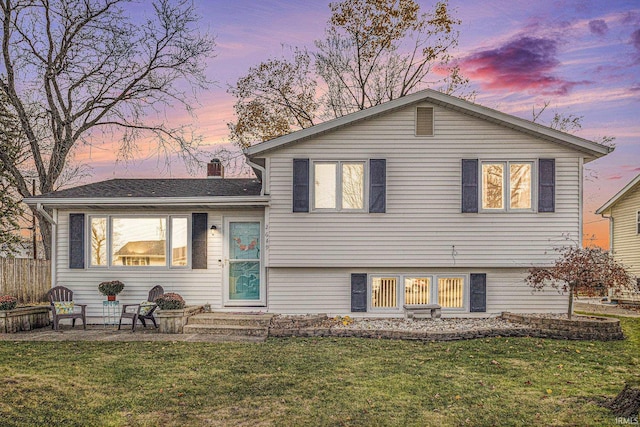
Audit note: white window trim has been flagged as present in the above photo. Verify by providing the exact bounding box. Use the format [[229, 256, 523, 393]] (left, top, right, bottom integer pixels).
[[311, 160, 368, 212], [434, 274, 469, 312], [87, 214, 191, 270], [88, 215, 109, 269], [368, 275, 401, 312], [368, 274, 469, 312], [479, 160, 537, 213]]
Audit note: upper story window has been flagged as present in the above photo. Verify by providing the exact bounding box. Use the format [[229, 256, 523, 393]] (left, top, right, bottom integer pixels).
[[313, 161, 365, 211], [637, 211, 640, 234], [481, 161, 533, 211], [89, 215, 189, 268]]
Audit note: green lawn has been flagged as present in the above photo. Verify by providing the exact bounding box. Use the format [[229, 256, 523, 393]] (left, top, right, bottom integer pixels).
[[0, 317, 638, 426]]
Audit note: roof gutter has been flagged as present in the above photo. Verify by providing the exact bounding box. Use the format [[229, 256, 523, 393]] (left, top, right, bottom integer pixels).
[[23, 195, 270, 209]]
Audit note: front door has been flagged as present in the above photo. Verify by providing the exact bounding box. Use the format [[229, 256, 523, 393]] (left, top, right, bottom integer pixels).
[[224, 220, 264, 306]]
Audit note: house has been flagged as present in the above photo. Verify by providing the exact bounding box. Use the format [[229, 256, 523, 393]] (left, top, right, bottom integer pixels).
[[596, 173, 640, 279], [24, 90, 612, 322]]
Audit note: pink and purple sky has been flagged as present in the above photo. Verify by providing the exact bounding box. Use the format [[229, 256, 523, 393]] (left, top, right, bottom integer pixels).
[[76, 0, 640, 248]]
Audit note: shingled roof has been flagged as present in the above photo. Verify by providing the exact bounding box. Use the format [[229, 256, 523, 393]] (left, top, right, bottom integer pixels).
[[30, 178, 262, 199]]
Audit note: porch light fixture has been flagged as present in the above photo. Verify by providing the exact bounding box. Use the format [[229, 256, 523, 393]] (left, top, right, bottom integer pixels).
[[210, 225, 218, 232]]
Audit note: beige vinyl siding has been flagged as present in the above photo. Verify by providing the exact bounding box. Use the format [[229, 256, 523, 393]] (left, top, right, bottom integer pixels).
[[263, 102, 582, 268], [267, 267, 567, 316], [610, 184, 640, 277], [54, 209, 261, 322]]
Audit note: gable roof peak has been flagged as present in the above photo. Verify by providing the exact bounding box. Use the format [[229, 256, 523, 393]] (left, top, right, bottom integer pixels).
[[596, 173, 640, 214], [244, 89, 612, 159]]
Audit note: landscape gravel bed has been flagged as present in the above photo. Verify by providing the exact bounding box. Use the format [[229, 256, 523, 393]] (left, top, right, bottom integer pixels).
[[330, 316, 532, 332]]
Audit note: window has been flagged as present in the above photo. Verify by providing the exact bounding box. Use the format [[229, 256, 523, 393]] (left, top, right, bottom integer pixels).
[[404, 277, 430, 305], [481, 161, 533, 211], [371, 277, 398, 309], [89, 217, 107, 267], [637, 211, 640, 234], [437, 277, 464, 308], [171, 217, 188, 266], [89, 215, 189, 268], [369, 274, 467, 311], [313, 161, 365, 211]]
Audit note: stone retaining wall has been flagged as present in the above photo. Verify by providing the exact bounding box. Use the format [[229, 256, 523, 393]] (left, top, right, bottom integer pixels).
[[501, 312, 623, 341], [268, 326, 535, 341], [268, 313, 624, 342], [0, 306, 51, 333]]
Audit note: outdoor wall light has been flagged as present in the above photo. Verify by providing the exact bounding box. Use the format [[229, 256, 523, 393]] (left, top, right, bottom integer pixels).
[[210, 225, 218, 235]]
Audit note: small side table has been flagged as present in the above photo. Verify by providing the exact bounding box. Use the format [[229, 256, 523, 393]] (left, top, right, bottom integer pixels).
[[102, 300, 120, 327]]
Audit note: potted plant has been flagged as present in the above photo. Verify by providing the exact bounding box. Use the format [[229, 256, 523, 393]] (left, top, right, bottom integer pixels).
[[98, 280, 125, 301], [0, 295, 18, 311], [155, 292, 185, 310]]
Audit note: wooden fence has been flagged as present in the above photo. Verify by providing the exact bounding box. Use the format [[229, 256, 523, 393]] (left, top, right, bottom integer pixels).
[[0, 258, 51, 304]]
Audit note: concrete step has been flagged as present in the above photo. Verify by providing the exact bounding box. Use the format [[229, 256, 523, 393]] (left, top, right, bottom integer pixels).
[[183, 323, 269, 338], [188, 313, 274, 327]]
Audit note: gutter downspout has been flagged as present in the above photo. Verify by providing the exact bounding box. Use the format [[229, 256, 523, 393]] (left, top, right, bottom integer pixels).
[[246, 158, 267, 196], [600, 213, 614, 253], [600, 212, 613, 300], [36, 203, 57, 225]]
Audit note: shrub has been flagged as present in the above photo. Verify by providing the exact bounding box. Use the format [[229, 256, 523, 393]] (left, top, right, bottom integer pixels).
[[0, 295, 18, 311], [97, 280, 125, 296], [155, 293, 185, 310]]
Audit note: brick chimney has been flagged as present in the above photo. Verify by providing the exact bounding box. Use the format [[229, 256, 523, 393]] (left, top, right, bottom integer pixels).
[[207, 158, 224, 179]]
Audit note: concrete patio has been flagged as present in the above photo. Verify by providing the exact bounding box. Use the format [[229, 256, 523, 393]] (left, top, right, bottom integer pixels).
[[0, 324, 265, 342]]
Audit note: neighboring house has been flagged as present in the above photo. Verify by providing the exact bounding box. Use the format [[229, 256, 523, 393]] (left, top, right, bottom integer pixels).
[[24, 90, 612, 322], [596, 173, 640, 279]]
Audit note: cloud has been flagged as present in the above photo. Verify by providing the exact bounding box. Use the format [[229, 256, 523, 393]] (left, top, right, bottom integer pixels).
[[588, 19, 608, 36], [631, 28, 640, 52], [460, 36, 588, 95], [621, 165, 640, 173]]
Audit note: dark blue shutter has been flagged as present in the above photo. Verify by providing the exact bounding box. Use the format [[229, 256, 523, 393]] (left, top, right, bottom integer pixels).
[[293, 159, 309, 212], [351, 273, 367, 312], [369, 159, 386, 213], [538, 159, 555, 213], [470, 273, 487, 312], [69, 213, 85, 269], [192, 213, 208, 269], [462, 159, 478, 213]]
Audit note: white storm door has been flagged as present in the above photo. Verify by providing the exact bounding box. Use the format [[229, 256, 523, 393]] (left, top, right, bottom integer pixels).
[[224, 220, 265, 306]]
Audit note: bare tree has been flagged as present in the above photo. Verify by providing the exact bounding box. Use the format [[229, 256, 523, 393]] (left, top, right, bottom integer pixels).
[[0, 90, 25, 255], [228, 0, 472, 148], [532, 100, 615, 146], [0, 0, 215, 258]]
